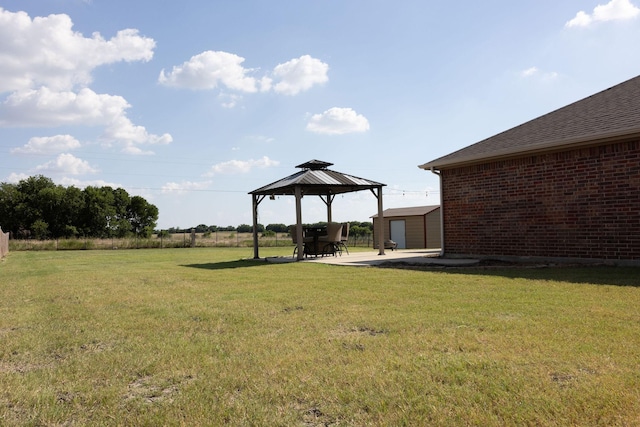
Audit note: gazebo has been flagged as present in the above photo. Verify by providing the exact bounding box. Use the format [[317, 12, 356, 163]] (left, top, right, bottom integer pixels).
[[249, 160, 386, 260]]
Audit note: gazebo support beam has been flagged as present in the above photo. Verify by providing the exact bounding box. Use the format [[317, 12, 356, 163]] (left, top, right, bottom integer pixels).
[[319, 194, 335, 223]]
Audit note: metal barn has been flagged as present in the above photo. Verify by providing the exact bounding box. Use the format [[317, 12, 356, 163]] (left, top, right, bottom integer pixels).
[[371, 205, 441, 249]]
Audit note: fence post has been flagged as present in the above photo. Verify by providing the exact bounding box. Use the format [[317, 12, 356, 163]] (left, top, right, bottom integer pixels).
[[0, 226, 8, 258]]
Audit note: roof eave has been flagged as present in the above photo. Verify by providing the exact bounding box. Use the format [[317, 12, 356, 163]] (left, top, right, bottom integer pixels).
[[419, 127, 640, 171]]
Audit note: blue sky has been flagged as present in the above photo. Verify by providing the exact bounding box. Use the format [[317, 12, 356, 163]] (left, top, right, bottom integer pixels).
[[2, 0, 640, 229]]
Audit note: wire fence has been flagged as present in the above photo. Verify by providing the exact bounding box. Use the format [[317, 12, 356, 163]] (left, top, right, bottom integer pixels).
[[7, 231, 375, 252], [0, 227, 8, 258]]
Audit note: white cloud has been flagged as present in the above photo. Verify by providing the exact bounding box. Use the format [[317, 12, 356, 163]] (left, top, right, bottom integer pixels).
[[0, 8, 155, 92], [6, 172, 30, 183], [161, 180, 212, 194], [306, 107, 370, 135], [258, 76, 273, 92], [59, 177, 122, 188], [35, 153, 98, 175], [0, 87, 172, 152], [0, 87, 128, 127], [520, 67, 559, 81], [272, 55, 329, 95], [204, 156, 279, 176], [158, 52, 328, 98], [102, 115, 173, 152], [219, 93, 243, 109], [158, 51, 258, 92], [566, 0, 640, 27], [0, 9, 168, 156], [12, 134, 81, 154]]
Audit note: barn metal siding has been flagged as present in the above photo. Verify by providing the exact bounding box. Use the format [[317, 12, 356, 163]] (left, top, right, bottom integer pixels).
[[372, 206, 441, 249]]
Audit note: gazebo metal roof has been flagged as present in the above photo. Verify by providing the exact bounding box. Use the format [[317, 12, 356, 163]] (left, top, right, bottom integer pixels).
[[250, 160, 385, 196], [249, 160, 386, 260]]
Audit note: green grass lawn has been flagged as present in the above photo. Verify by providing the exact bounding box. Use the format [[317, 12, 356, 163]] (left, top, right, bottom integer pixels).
[[1, 248, 639, 426]]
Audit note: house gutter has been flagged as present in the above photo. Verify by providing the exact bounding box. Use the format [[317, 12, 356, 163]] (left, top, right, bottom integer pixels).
[[430, 167, 444, 257]]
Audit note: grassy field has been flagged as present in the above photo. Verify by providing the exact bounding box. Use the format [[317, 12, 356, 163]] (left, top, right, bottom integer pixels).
[[8, 232, 375, 251], [1, 248, 639, 426]]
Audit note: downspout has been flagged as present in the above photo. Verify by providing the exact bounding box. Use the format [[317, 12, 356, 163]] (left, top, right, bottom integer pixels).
[[430, 167, 444, 257]]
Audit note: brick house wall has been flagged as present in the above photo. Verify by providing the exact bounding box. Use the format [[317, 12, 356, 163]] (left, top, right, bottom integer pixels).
[[441, 140, 640, 260], [425, 210, 442, 249]]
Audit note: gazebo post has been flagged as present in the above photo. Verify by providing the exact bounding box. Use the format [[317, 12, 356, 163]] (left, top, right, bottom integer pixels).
[[295, 185, 304, 260], [251, 194, 264, 259], [320, 193, 335, 223], [375, 186, 385, 255]]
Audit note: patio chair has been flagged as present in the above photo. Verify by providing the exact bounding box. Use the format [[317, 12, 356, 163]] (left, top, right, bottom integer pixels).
[[336, 222, 350, 255], [289, 225, 313, 258], [318, 222, 343, 256], [384, 239, 397, 251]]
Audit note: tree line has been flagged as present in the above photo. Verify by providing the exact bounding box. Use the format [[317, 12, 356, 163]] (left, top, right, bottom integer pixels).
[[168, 222, 374, 236], [0, 175, 158, 239], [0, 175, 374, 241]]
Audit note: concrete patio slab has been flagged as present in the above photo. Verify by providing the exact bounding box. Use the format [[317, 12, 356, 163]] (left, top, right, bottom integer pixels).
[[264, 249, 480, 267]]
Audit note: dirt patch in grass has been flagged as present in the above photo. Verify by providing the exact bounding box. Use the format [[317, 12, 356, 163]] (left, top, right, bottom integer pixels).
[[294, 400, 338, 427], [0, 360, 42, 374], [78, 340, 113, 353], [124, 375, 194, 405], [330, 325, 389, 338]]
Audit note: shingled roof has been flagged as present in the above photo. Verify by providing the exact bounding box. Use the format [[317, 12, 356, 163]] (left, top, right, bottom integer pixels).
[[419, 74, 640, 170]]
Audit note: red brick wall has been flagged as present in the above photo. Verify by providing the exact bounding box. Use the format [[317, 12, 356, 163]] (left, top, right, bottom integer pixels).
[[441, 140, 640, 260]]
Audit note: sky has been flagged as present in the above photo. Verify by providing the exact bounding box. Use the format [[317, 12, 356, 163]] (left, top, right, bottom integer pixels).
[[1, 0, 640, 230]]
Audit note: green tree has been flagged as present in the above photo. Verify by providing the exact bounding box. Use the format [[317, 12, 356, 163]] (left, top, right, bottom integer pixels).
[[38, 185, 67, 238], [15, 176, 57, 234], [1, 176, 159, 239], [238, 224, 263, 233], [236, 224, 253, 233], [127, 196, 158, 238], [31, 219, 49, 240], [266, 223, 288, 233], [80, 186, 116, 237], [0, 182, 23, 236], [60, 186, 84, 238], [350, 224, 373, 237]]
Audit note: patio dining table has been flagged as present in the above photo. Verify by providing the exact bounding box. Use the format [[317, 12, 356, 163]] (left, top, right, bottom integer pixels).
[[303, 226, 327, 257]]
